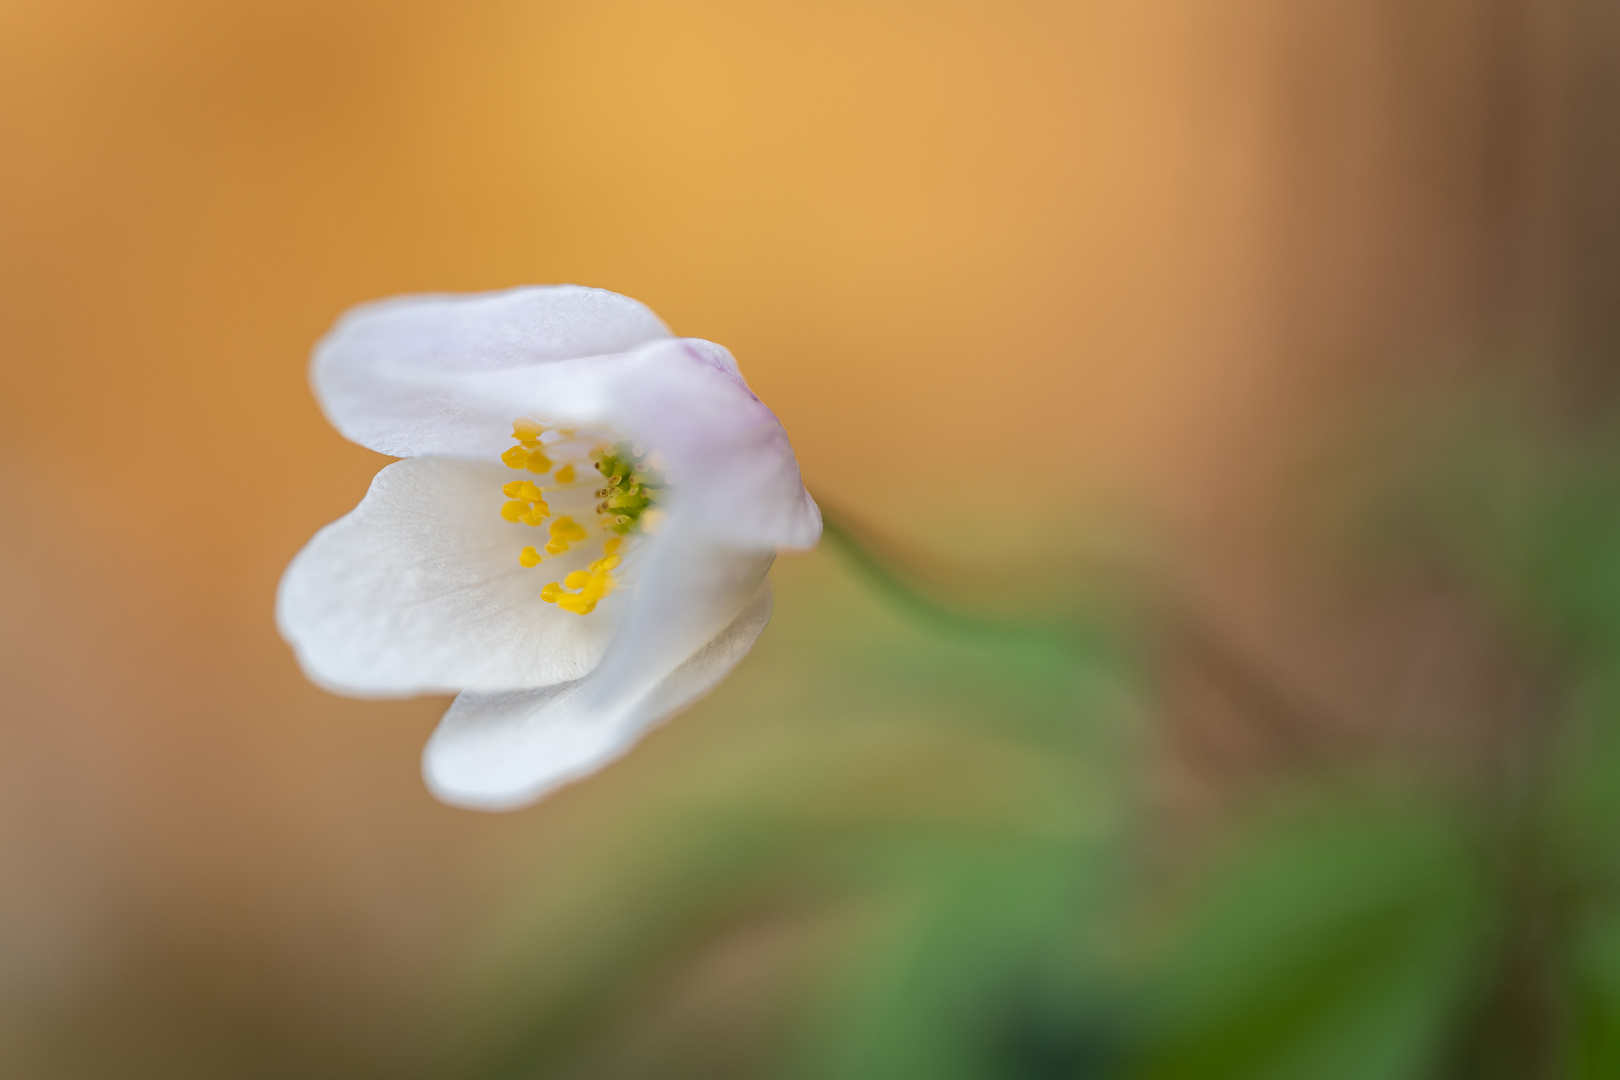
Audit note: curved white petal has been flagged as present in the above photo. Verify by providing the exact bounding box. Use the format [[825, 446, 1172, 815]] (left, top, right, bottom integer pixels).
[[450, 339, 822, 550], [584, 516, 773, 709], [276, 457, 615, 696], [604, 339, 821, 551], [311, 286, 818, 551], [423, 580, 775, 810], [313, 285, 670, 458]]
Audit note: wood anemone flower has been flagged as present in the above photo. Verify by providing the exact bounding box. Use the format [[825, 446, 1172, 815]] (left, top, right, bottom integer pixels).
[[277, 286, 820, 810]]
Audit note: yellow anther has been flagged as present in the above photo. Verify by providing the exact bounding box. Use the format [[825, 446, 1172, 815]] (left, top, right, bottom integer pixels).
[[539, 560, 617, 616], [503, 423, 632, 608], [547, 516, 588, 544], [503, 426, 647, 615], [581, 573, 613, 601]]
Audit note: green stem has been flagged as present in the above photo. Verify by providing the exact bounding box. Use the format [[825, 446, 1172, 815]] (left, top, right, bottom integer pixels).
[[815, 501, 1081, 650]]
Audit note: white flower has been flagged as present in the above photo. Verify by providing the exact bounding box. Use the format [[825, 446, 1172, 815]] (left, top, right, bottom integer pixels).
[[277, 286, 820, 810]]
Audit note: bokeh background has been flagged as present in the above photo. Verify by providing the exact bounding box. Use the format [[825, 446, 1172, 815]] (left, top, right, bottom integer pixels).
[[6, 1, 1620, 1077]]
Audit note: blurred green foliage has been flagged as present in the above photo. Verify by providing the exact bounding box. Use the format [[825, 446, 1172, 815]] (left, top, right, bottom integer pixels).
[[434, 399, 1620, 1078], [444, 521, 1131, 1080]]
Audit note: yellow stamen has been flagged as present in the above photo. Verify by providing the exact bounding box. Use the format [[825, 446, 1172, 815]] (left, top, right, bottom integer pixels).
[[503, 422, 650, 616], [547, 516, 588, 546]]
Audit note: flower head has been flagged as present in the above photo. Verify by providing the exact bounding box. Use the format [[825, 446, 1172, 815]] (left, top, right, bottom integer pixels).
[[277, 286, 820, 810]]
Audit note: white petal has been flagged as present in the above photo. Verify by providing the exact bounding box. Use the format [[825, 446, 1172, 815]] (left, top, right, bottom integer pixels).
[[588, 518, 774, 704], [313, 285, 670, 458], [276, 457, 613, 696], [311, 285, 817, 551], [604, 339, 821, 550], [422, 580, 775, 810], [453, 339, 823, 550]]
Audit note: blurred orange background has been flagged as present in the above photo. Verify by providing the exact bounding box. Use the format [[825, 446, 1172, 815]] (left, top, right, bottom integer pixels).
[[0, 0, 1601, 1074]]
